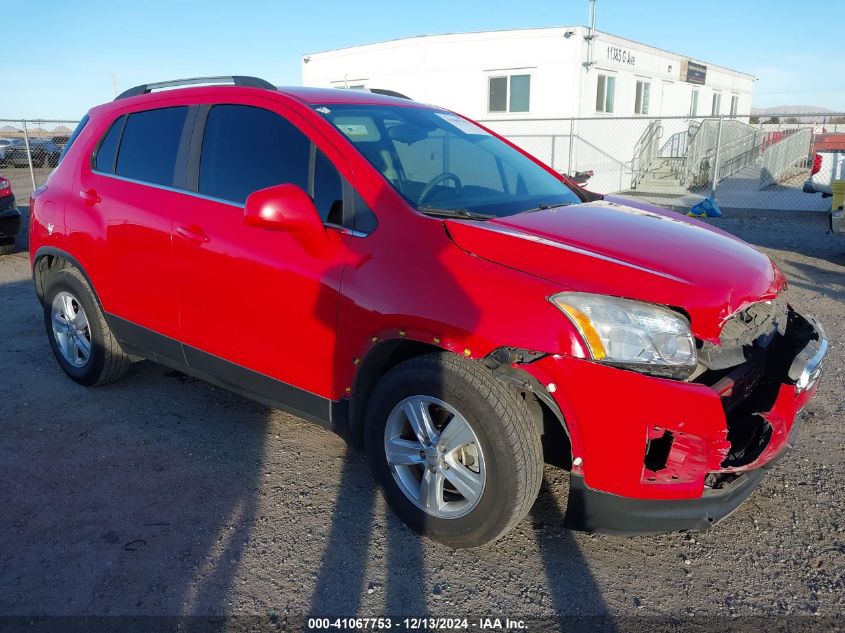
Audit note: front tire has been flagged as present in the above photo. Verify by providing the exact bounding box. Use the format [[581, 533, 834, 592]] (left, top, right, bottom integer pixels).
[[364, 352, 543, 547], [42, 266, 131, 386]]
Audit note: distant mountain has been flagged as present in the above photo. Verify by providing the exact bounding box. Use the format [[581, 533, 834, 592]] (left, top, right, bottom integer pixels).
[[750, 106, 838, 122], [751, 105, 834, 114]]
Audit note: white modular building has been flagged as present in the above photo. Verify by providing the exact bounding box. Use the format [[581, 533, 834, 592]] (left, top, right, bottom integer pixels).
[[301, 27, 755, 121]]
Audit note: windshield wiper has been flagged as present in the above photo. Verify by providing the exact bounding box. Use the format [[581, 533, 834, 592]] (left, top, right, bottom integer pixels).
[[527, 202, 577, 212], [418, 206, 496, 221]]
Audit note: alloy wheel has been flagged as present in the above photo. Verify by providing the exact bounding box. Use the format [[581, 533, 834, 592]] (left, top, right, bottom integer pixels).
[[384, 395, 486, 519], [51, 291, 92, 368]]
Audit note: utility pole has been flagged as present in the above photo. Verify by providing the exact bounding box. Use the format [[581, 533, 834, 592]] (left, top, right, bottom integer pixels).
[[583, 0, 597, 71]]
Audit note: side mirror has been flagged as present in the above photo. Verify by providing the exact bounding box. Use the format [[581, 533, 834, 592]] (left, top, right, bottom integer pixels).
[[244, 183, 328, 252], [245, 183, 322, 232]]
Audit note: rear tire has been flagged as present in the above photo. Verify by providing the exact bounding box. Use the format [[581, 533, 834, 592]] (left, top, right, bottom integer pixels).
[[42, 266, 131, 386], [364, 352, 543, 548]]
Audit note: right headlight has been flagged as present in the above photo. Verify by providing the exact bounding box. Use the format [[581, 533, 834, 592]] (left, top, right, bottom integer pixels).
[[550, 292, 697, 379]]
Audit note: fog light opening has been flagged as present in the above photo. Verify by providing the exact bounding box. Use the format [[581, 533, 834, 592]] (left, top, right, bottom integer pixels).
[[644, 429, 675, 473]]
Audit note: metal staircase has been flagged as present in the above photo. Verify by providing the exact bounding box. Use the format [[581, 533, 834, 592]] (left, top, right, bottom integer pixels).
[[629, 118, 801, 195]]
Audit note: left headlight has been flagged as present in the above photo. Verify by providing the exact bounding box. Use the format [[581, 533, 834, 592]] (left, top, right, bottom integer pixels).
[[550, 292, 697, 378]]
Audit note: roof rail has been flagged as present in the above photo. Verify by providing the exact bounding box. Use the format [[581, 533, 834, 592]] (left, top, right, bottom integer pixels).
[[368, 88, 411, 100], [115, 75, 276, 100]]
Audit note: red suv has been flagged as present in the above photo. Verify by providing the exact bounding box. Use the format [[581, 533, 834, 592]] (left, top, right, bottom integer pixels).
[[30, 76, 828, 547]]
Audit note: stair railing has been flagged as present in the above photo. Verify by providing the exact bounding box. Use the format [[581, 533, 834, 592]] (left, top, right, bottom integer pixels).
[[631, 119, 662, 188]]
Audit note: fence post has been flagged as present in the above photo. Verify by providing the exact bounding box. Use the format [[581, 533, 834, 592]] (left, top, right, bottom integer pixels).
[[22, 120, 36, 193], [550, 135, 557, 172], [567, 118, 574, 175], [711, 115, 724, 200]]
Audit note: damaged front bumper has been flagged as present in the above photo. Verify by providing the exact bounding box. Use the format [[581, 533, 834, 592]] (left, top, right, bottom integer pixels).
[[521, 310, 827, 535]]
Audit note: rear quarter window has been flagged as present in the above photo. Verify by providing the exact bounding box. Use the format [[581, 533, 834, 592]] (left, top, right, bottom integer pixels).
[[93, 116, 125, 173], [115, 106, 188, 186], [57, 114, 89, 164]]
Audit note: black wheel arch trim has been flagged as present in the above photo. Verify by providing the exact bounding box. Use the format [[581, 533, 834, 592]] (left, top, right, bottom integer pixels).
[[483, 346, 571, 441], [32, 246, 101, 305]]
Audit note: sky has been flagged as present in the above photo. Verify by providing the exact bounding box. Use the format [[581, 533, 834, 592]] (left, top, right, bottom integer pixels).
[[5, 0, 845, 120]]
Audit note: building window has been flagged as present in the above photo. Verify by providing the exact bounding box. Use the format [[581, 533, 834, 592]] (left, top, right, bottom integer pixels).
[[689, 90, 699, 117], [730, 94, 739, 117], [634, 80, 650, 115], [596, 74, 616, 113], [488, 75, 531, 113], [711, 92, 722, 116], [509, 75, 530, 112]]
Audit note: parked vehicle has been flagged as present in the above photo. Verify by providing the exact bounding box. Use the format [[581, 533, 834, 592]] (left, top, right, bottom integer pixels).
[[51, 135, 71, 150], [0, 138, 14, 165], [803, 150, 845, 235], [5, 138, 62, 168], [29, 76, 828, 547], [803, 150, 844, 197], [0, 175, 21, 255]]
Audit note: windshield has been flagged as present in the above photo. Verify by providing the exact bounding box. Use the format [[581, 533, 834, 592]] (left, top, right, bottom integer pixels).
[[318, 104, 581, 218]]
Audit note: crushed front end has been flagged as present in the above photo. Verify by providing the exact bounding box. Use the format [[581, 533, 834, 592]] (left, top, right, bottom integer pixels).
[[522, 299, 828, 535]]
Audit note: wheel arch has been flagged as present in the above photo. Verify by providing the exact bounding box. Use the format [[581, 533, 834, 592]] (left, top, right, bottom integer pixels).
[[346, 338, 574, 470], [483, 349, 574, 470], [32, 247, 98, 305], [347, 338, 444, 447]]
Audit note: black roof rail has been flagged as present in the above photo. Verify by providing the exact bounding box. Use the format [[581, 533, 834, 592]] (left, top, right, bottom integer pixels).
[[368, 88, 411, 100], [115, 75, 276, 100]]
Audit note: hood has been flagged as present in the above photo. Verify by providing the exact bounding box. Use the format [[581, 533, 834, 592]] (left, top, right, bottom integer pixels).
[[445, 199, 785, 342]]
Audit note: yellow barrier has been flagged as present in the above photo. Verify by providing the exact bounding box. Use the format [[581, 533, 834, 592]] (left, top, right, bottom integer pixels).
[[832, 180, 845, 211]]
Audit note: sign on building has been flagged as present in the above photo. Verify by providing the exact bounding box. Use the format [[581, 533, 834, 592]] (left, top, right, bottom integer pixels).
[[681, 60, 707, 85]]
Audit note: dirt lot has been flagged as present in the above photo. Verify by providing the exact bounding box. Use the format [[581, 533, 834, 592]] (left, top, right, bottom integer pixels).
[[0, 205, 843, 630]]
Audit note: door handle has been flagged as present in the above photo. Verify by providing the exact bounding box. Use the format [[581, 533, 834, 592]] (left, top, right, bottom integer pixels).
[[79, 188, 100, 205], [175, 225, 209, 244]]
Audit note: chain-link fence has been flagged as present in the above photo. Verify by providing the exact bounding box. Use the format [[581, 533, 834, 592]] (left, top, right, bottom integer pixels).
[[480, 113, 845, 212], [3, 113, 843, 213], [0, 119, 81, 198]]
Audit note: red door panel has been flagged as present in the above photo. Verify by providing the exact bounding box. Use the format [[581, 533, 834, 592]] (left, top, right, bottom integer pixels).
[[77, 171, 179, 339], [173, 194, 350, 398]]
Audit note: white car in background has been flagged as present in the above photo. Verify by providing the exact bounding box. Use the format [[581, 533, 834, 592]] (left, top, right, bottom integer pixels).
[[803, 150, 845, 197], [803, 147, 845, 234]]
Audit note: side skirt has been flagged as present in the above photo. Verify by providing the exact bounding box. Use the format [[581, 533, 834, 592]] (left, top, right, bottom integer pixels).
[[107, 314, 346, 433]]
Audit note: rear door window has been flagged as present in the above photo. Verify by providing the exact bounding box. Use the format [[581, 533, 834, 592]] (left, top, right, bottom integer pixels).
[[199, 104, 309, 204], [115, 106, 188, 186]]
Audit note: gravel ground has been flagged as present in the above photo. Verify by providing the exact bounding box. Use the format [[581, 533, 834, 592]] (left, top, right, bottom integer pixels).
[[0, 206, 842, 630]]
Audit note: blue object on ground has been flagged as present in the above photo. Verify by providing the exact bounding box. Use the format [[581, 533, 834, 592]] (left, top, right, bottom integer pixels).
[[688, 197, 722, 218]]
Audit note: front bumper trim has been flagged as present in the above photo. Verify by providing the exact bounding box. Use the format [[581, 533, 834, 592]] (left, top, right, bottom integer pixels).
[[564, 468, 765, 535]]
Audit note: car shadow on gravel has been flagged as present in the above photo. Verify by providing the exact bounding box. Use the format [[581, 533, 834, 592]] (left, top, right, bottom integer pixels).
[[306, 450, 429, 618], [306, 450, 615, 625], [0, 278, 271, 620], [531, 476, 618, 629]]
